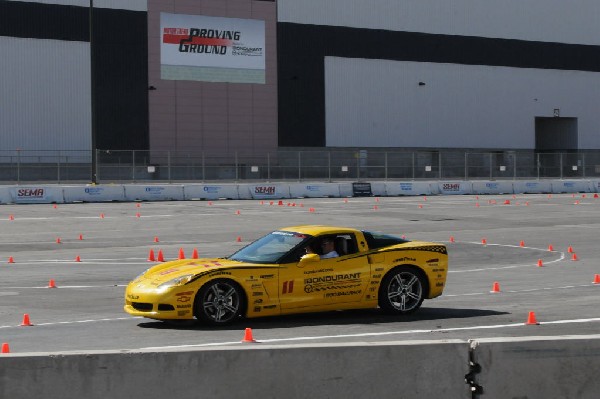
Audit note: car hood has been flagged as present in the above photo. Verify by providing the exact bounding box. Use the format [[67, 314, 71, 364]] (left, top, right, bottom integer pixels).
[[136, 258, 274, 285]]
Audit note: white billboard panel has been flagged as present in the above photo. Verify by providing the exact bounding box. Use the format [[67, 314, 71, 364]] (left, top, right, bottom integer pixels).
[[160, 13, 265, 84]]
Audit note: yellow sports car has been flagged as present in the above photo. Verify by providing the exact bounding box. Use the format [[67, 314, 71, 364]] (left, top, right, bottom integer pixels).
[[124, 226, 448, 325]]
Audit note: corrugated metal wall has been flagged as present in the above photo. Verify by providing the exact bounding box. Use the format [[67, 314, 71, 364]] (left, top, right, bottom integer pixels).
[[277, 0, 600, 149], [0, 0, 149, 152], [278, 0, 600, 46], [0, 36, 91, 151]]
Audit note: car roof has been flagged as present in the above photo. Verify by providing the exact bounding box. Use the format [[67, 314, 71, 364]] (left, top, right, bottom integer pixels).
[[279, 225, 359, 236]]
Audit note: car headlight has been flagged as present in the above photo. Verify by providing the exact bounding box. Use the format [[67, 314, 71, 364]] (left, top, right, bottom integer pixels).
[[157, 274, 194, 290]]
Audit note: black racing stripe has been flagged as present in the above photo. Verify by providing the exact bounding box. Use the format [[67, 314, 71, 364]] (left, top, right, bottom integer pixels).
[[277, 22, 600, 147], [191, 265, 280, 281], [0, 2, 88, 41]]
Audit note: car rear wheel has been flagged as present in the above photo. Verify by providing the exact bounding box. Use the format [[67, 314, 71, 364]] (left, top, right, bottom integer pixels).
[[194, 279, 245, 325], [379, 268, 425, 314]]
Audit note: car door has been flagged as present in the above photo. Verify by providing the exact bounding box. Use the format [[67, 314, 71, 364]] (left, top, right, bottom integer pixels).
[[279, 233, 370, 311]]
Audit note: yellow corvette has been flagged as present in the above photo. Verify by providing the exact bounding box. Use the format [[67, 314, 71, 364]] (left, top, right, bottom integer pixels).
[[124, 226, 448, 325]]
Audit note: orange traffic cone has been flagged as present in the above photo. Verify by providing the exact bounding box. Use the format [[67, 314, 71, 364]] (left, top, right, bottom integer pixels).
[[592, 274, 600, 284], [504, 200, 511, 205], [482, 238, 487, 245], [537, 259, 544, 267], [309, 207, 315, 212], [594, 193, 599, 199], [1, 343, 9, 353], [449, 236, 455, 243], [100, 213, 105, 219], [157, 250, 165, 262], [208, 201, 213, 206], [236, 236, 242, 242], [136, 203, 141, 208], [147, 249, 155, 262], [20, 314, 33, 326], [8, 256, 15, 264], [418, 204, 423, 209], [373, 205, 379, 210], [48, 279, 57, 288], [548, 244, 554, 251], [519, 240, 525, 247], [571, 253, 578, 261], [241, 328, 257, 343], [9, 214, 14, 221], [153, 236, 159, 243], [78, 234, 84, 240], [178, 248, 185, 260], [191, 248, 199, 259], [136, 212, 141, 218], [491, 282, 501, 293], [75, 255, 81, 262], [525, 311, 540, 325], [56, 237, 61, 244], [568, 246, 574, 253], [235, 210, 241, 215]]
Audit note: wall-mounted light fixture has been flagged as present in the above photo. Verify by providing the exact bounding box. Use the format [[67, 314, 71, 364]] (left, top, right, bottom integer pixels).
[[418, 82, 426, 86]]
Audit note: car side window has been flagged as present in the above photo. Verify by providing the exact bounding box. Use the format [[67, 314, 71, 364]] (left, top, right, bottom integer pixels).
[[334, 234, 358, 256]]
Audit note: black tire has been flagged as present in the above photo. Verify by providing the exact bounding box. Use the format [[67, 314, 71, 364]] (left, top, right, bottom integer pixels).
[[194, 279, 246, 325], [378, 268, 426, 314]]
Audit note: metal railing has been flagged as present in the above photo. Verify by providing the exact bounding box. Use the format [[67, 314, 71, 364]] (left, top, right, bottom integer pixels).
[[0, 149, 599, 183]]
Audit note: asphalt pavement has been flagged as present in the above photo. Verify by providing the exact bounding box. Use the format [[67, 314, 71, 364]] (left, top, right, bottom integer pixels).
[[0, 193, 599, 353]]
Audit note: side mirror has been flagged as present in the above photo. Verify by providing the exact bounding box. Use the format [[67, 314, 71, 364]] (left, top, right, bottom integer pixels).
[[298, 253, 320, 267]]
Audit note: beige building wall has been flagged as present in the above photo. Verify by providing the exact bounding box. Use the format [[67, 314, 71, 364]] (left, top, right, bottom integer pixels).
[[148, 0, 278, 158]]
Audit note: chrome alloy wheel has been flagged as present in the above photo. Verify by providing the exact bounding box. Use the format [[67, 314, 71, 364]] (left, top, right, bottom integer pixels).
[[196, 280, 243, 324]]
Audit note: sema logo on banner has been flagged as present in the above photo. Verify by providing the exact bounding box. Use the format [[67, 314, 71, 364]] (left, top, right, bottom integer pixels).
[[160, 13, 265, 84]]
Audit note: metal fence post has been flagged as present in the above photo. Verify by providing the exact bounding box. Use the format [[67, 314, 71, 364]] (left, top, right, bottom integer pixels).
[[384, 151, 388, 180], [439, 152, 442, 179], [16, 150, 20, 184], [267, 153, 271, 181], [465, 153, 468, 180], [582, 153, 586, 178], [560, 153, 563, 179], [489, 152, 493, 180], [57, 151, 61, 183], [412, 152, 415, 180], [514, 153, 517, 180], [328, 151, 331, 182], [298, 151, 301, 181], [132, 150, 136, 182], [235, 151, 239, 182], [202, 152, 205, 182], [537, 153, 540, 180], [168, 151, 171, 183]]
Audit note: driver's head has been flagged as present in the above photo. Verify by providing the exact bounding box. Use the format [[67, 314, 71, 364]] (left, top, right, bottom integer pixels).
[[321, 238, 334, 252]]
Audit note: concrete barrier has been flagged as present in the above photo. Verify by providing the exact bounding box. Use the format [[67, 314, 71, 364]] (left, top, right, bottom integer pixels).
[[289, 183, 341, 198], [184, 184, 240, 200], [384, 181, 433, 196], [471, 181, 514, 195], [551, 180, 592, 193], [123, 185, 185, 201], [471, 335, 600, 399], [512, 180, 552, 194], [63, 185, 125, 203], [0, 341, 470, 399], [8, 185, 64, 204], [0, 186, 11, 204]]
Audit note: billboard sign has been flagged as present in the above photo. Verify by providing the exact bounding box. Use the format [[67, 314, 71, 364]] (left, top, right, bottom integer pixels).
[[161, 13, 265, 84]]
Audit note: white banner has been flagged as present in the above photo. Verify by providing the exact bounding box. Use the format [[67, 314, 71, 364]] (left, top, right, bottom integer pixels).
[[161, 13, 265, 84], [471, 181, 514, 195], [241, 184, 290, 199], [124, 185, 184, 201], [384, 182, 433, 196]]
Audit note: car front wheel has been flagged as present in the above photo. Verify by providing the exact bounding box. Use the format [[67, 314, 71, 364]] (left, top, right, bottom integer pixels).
[[194, 279, 245, 325], [379, 268, 425, 314]]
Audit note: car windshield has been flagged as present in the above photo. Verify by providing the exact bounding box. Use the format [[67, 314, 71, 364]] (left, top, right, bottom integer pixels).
[[228, 231, 311, 264]]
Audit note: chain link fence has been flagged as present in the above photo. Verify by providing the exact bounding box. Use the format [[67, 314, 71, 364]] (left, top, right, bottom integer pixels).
[[1, 149, 599, 183]]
